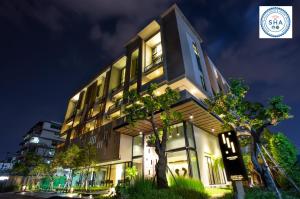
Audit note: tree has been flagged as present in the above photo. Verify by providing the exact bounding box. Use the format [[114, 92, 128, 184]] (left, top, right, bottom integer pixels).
[[125, 83, 181, 188], [205, 79, 292, 192], [53, 144, 81, 188], [11, 152, 42, 176], [78, 143, 97, 190], [269, 133, 297, 173]]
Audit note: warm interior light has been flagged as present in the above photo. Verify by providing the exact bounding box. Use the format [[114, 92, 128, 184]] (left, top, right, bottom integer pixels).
[[211, 128, 215, 132], [189, 115, 194, 120], [139, 131, 143, 135]]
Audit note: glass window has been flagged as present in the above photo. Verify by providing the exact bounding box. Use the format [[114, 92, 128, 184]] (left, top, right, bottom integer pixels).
[[167, 150, 189, 178], [192, 42, 207, 91], [132, 157, 143, 177], [189, 150, 200, 179], [94, 165, 109, 186], [133, 135, 143, 157], [110, 163, 126, 186], [185, 122, 195, 148], [130, 49, 139, 81], [166, 123, 185, 151], [120, 68, 126, 85]]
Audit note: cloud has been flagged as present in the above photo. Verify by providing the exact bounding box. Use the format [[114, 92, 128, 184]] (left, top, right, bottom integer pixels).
[[215, 24, 300, 103], [0, 0, 64, 32]]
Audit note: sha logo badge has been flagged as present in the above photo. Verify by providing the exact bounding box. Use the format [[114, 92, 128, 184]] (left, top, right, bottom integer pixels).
[[259, 6, 293, 39]]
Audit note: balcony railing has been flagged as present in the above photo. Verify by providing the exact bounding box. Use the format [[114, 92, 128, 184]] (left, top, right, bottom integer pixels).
[[144, 56, 163, 73], [107, 100, 123, 114], [111, 82, 124, 97]]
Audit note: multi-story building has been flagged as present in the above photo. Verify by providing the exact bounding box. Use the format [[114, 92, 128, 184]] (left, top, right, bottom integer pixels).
[[17, 121, 63, 164], [59, 5, 230, 187]]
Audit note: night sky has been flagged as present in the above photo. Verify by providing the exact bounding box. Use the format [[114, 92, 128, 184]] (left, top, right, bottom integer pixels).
[[0, 0, 299, 160]]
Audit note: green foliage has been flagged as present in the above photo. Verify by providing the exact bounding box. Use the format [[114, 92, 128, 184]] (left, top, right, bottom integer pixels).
[[72, 185, 109, 192], [78, 143, 97, 168], [126, 178, 182, 199], [114, 178, 209, 199], [168, 176, 205, 193], [205, 79, 292, 132], [11, 162, 29, 176], [30, 163, 49, 178], [125, 83, 182, 129], [125, 83, 182, 188], [245, 188, 276, 199], [11, 152, 43, 176], [269, 133, 298, 172], [126, 166, 138, 180], [57, 144, 82, 169]]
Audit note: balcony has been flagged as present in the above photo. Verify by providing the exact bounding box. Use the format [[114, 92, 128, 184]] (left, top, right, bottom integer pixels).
[[111, 82, 124, 99], [144, 56, 163, 74], [107, 100, 123, 115]]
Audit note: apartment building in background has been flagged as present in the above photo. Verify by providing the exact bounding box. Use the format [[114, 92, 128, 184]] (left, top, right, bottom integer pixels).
[[17, 121, 63, 164], [59, 5, 230, 187]]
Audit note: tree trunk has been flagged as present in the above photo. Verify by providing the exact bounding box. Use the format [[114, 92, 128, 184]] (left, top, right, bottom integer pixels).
[[251, 137, 277, 191], [155, 151, 168, 189]]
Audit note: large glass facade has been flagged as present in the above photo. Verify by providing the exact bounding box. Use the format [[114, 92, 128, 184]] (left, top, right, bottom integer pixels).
[[167, 150, 189, 177], [185, 122, 195, 148], [130, 122, 201, 180], [132, 157, 143, 177], [166, 123, 185, 151]]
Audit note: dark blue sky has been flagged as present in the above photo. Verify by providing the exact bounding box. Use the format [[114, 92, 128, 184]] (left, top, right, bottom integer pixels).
[[0, 0, 299, 160]]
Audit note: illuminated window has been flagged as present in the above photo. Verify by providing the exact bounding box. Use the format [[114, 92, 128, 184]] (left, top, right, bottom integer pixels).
[[192, 42, 207, 91], [130, 49, 139, 81], [166, 123, 185, 151], [133, 135, 143, 157], [167, 150, 189, 177]]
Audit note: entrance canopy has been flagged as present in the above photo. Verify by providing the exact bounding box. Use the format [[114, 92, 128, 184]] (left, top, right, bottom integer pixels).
[[114, 99, 224, 136]]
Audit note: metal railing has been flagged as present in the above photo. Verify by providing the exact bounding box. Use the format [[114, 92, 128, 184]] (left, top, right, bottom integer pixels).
[[144, 56, 163, 73]]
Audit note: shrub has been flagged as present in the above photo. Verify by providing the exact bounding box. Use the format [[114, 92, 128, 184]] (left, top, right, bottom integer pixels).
[[245, 188, 276, 199], [172, 187, 209, 199], [168, 176, 205, 193]]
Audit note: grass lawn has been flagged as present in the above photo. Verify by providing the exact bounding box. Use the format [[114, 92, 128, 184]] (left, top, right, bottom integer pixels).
[[205, 187, 233, 198]]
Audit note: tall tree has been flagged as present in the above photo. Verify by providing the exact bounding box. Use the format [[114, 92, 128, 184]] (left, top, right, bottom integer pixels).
[[205, 79, 292, 192], [125, 83, 181, 188], [53, 144, 81, 188], [78, 143, 97, 190]]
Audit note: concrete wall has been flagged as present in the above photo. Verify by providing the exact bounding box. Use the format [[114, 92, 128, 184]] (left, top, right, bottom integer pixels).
[[193, 125, 223, 186], [175, 10, 213, 97]]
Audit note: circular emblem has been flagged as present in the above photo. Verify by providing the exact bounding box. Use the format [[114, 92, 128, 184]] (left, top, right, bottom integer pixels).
[[260, 7, 290, 37]]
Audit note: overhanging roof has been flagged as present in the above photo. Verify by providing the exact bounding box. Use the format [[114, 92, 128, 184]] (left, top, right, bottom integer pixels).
[[114, 99, 224, 136]]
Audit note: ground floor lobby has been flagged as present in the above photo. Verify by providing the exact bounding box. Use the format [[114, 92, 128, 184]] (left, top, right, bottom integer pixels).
[[71, 122, 229, 188]]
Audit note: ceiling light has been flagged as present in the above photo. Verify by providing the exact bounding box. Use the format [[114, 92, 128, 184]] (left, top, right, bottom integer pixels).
[[189, 115, 194, 120], [211, 128, 215, 132], [190, 89, 197, 95], [139, 131, 143, 135]]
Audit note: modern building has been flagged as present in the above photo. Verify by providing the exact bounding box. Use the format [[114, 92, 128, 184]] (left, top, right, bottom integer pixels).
[[17, 121, 63, 164], [59, 5, 230, 187]]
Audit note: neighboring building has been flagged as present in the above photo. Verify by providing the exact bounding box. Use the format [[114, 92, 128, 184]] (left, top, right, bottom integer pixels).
[[17, 121, 63, 164], [0, 152, 17, 174], [59, 5, 230, 187]]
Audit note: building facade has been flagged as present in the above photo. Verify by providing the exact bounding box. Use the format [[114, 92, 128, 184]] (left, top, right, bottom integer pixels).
[[59, 5, 230, 187], [17, 121, 63, 164]]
